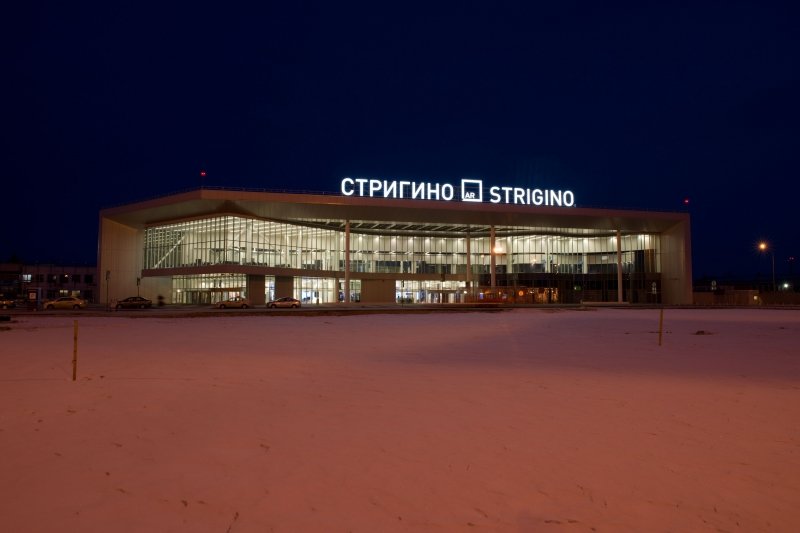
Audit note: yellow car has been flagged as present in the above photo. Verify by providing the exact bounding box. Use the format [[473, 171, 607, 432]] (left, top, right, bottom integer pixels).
[[43, 296, 87, 310], [115, 296, 152, 309], [267, 297, 301, 309], [216, 296, 251, 309]]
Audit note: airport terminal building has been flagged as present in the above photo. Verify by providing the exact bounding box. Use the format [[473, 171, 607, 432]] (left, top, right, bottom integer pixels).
[[98, 181, 692, 306]]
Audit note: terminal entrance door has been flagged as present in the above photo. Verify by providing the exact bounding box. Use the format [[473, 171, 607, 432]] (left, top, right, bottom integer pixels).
[[182, 290, 212, 305]]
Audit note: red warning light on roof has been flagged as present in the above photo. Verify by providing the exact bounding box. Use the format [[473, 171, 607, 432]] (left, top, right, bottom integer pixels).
[[683, 197, 690, 205], [200, 170, 207, 177]]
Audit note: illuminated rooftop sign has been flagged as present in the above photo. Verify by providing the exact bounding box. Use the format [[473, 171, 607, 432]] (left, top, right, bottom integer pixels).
[[341, 178, 575, 207]]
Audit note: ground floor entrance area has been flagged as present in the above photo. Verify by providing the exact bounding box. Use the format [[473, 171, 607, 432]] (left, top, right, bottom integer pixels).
[[159, 272, 662, 305]]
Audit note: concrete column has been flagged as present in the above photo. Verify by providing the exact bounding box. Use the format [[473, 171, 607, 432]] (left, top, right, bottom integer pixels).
[[280, 231, 286, 267], [616, 229, 623, 303], [275, 276, 294, 299], [344, 220, 351, 303], [507, 236, 513, 275], [245, 220, 253, 265], [506, 235, 514, 299], [582, 253, 588, 274], [246, 274, 265, 306], [297, 228, 303, 269], [545, 237, 550, 273], [490, 226, 496, 289], [465, 231, 472, 296]]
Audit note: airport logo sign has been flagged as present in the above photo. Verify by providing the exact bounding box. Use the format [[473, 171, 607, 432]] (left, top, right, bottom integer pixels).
[[340, 177, 575, 207]]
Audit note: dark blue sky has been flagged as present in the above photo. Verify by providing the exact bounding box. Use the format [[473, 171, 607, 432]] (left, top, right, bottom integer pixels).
[[4, 2, 798, 281]]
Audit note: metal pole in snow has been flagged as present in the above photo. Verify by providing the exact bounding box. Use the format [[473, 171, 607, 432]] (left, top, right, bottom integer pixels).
[[72, 320, 78, 381]]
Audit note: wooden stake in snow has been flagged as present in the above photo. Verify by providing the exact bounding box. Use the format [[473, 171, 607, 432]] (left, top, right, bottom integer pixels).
[[72, 320, 78, 381], [658, 308, 664, 346]]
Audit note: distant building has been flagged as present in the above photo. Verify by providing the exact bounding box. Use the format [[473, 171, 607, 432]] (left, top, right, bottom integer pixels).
[[98, 185, 693, 305], [0, 263, 97, 303]]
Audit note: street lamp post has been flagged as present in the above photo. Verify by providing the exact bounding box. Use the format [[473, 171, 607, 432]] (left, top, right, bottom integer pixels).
[[758, 242, 776, 292]]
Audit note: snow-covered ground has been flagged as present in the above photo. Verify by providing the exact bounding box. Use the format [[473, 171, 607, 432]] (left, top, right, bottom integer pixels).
[[1, 308, 798, 532]]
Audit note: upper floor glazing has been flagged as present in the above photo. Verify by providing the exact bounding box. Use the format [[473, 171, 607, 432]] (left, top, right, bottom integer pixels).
[[143, 215, 662, 275]]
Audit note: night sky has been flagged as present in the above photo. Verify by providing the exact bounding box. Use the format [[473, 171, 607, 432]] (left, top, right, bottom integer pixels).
[[4, 2, 798, 282]]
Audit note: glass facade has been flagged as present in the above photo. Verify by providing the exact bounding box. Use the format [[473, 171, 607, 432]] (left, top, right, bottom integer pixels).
[[144, 215, 663, 304], [144, 216, 343, 270], [171, 274, 248, 305]]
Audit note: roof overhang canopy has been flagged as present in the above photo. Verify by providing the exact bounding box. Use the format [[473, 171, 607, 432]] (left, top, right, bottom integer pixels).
[[101, 189, 689, 236]]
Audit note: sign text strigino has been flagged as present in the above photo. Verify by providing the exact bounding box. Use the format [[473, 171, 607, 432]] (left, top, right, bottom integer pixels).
[[340, 178, 575, 207]]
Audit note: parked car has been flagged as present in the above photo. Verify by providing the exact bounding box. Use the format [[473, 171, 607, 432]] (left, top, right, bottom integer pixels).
[[216, 296, 250, 309], [116, 296, 153, 309], [0, 297, 15, 309], [267, 297, 301, 309], [43, 296, 87, 310]]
